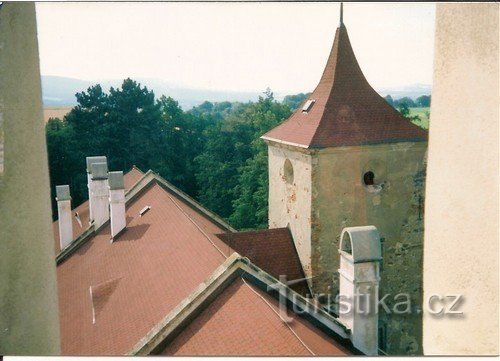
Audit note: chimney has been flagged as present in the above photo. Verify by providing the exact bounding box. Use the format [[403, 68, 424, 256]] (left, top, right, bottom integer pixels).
[[108, 171, 126, 240], [86, 156, 107, 223], [89, 161, 109, 229], [338, 226, 381, 355], [56, 185, 73, 250]]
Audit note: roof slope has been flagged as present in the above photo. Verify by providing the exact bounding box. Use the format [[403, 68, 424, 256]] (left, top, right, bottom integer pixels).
[[262, 24, 428, 148], [216, 228, 309, 295], [130, 254, 353, 356], [56, 171, 351, 355], [57, 181, 231, 355], [162, 278, 347, 356]]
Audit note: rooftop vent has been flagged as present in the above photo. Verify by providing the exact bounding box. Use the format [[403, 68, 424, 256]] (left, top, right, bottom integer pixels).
[[139, 205, 151, 217], [302, 99, 316, 113]]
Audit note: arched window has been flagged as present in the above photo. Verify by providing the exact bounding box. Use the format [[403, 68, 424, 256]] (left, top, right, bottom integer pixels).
[[284, 159, 294, 184], [363, 171, 375, 186], [341, 233, 352, 255]]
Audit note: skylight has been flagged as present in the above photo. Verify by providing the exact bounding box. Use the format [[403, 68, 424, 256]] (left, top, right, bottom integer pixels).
[[139, 205, 151, 217], [302, 99, 315, 113]]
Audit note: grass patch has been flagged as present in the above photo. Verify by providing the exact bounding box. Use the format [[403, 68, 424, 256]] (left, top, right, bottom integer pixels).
[[409, 107, 430, 130]]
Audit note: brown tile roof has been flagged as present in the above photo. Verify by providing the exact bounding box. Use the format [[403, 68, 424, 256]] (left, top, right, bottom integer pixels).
[[161, 278, 349, 356], [216, 228, 310, 295], [56, 172, 351, 355], [57, 181, 230, 355], [262, 24, 428, 148], [52, 167, 144, 254]]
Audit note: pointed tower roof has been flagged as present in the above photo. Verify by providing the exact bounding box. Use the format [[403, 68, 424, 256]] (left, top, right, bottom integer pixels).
[[262, 23, 427, 149]]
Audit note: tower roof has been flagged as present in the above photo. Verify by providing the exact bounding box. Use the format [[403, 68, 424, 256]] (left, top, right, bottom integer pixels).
[[262, 24, 428, 149]]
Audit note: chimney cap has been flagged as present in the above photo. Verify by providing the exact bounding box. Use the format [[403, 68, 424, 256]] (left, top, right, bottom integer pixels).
[[108, 171, 125, 190], [91, 162, 109, 180], [339, 225, 382, 263], [86, 156, 108, 173], [56, 185, 71, 201]]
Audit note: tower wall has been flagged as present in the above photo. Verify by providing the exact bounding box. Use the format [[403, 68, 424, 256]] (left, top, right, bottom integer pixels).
[[267, 142, 313, 281], [311, 141, 427, 355]]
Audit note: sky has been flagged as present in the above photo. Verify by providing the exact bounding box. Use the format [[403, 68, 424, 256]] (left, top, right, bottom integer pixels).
[[35, 2, 435, 94]]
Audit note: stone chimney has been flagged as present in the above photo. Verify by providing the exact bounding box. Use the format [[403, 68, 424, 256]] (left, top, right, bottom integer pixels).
[[86, 156, 107, 223], [338, 225, 381, 355], [89, 161, 109, 229], [56, 185, 73, 250], [108, 171, 126, 240]]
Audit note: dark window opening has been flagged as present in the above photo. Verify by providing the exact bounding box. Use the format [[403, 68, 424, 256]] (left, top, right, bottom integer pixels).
[[284, 159, 294, 184], [378, 321, 388, 354], [363, 171, 375, 186], [341, 234, 352, 255]]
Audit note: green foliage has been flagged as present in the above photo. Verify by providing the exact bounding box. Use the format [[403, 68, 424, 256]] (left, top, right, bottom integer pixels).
[[384, 94, 394, 107], [46, 78, 206, 218], [394, 96, 416, 108], [282, 92, 310, 111], [46, 81, 292, 229], [416, 95, 431, 107], [229, 89, 292, 229], [194, 89, 291, 227]]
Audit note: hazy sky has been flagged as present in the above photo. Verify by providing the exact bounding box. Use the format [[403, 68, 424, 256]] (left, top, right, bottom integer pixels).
[[35, 2, 435, 94]]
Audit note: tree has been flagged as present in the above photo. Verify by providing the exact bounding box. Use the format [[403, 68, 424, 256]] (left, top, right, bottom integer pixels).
[[283, 92, 310, 111], [395, 96, 415, 108], [384, 95, 395, 107], [416, 95, 431, 107], [229, 89, 292, 229]]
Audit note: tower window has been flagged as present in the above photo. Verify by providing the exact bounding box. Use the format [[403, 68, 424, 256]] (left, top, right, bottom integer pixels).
[[284, 159, 294, 184], [363, 171, 375, 186]]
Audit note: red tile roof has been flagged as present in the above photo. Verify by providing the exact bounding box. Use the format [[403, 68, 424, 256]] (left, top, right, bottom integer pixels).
[[262, 24, 428, 148], [52, 166, 144, 254], [216, 228, 309, 295], [161, 278, 349, 356], [56, 172, 351, 355], [57, 182, 230, 355]]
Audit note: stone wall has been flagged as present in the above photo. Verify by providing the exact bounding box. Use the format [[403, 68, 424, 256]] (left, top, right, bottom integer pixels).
[[267, 142, 313, 282], [311, 142, 427, 355]]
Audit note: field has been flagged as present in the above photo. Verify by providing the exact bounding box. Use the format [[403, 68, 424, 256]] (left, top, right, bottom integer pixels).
[[409, 107, 430, 130], [43, 106, 73, 122]]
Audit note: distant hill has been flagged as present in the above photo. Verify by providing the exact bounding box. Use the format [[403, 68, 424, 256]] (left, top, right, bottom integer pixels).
[[41, 76, 262, 110], [376, 83, 432, 100], [41, 75, 431, 110]]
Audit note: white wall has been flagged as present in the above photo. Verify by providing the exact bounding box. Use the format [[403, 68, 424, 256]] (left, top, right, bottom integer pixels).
[[423, 3, 499, 355]]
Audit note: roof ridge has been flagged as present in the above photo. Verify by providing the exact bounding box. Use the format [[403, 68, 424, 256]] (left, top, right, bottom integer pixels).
[[128, 254, 352, 356], [56, 169, 235, 265]]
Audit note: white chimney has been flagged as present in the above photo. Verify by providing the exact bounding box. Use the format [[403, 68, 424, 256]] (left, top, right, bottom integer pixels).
[[108, 171, 126, 241], [338, 226, 381, 356], [86, 156, 107, 223], [89, 161, 109, 229], [56, 185, 73, 250]]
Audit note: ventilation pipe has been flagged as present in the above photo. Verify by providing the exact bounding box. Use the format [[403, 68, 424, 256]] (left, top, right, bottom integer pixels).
[[89, 161, 109, 229], [86, 156, 107, 223], [56, 185, 73, 250], [108, 171, 126, 240], [338, 225, 381, 355]]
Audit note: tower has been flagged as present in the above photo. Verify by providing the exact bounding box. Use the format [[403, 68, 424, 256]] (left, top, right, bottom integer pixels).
[[262, 10, 427, 355]]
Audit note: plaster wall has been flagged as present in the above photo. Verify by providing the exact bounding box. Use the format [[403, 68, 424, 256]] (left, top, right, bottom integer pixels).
[[268, 142, 313, 280], [0, 2, 61, 354], [423, 3, 499, 355]]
